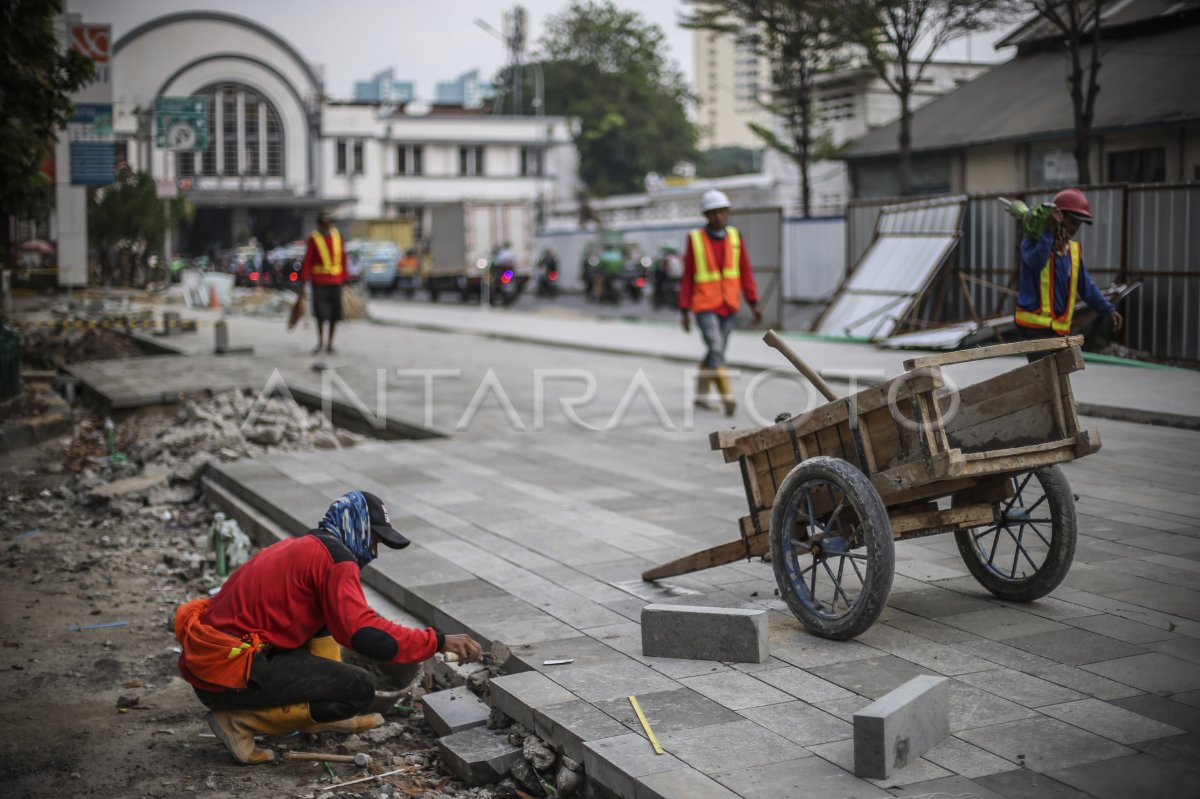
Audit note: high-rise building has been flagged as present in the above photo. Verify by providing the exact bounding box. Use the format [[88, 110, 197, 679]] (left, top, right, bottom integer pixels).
[[435, 69, 494, 109], [693, 25, 770, 150], [352, 68, 414, 103]]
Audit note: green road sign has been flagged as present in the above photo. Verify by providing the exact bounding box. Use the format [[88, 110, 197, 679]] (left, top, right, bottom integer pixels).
[[155, 96, 209, 151]]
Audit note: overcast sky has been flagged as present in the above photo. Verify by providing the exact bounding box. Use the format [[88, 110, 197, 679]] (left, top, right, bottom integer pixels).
[[74, 0, 1013, 101]]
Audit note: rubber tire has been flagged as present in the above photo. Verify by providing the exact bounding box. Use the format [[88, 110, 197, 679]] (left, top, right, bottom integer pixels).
[[955, 465, 1076, 602], [770, 456, 895, 640]]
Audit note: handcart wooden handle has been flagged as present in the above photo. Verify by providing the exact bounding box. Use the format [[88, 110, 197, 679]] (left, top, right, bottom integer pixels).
[[762, 329, 838, 402]]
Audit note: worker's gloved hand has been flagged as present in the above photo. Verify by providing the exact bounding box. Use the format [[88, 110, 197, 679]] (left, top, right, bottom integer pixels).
[[1024, 204, 1053, 240], [442, 633, 484, 664], [681, 312, 691, 333]]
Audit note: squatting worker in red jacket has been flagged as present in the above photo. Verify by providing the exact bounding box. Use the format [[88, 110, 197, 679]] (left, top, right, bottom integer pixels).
[[300, 210, 350, 355], [174, 490, 483, 764], [679, 189, 762, 416]]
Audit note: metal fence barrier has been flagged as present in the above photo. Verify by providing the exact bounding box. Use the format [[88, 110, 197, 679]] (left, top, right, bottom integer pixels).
[[846, 183, 1199, 362]]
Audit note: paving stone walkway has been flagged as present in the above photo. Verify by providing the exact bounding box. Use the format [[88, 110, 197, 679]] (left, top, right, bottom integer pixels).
[[72, 312, 1200, 798]]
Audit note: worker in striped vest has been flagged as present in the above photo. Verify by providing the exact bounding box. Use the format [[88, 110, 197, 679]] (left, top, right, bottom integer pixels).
[[1014, 188, 1123, 359], [300, 210, 349, 355], [679, 190, 762, 416]]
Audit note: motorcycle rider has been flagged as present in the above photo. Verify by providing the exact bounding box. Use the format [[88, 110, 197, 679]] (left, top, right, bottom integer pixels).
[[536, 248, 559, 298], [652, 241, 683, 309], [595, 243, 625, 304]]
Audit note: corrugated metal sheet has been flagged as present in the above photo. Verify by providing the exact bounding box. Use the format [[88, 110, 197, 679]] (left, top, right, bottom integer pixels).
[[1126, 184, 1200, 361], [817, 196, 966, 340], [816, 234, 959, 339]]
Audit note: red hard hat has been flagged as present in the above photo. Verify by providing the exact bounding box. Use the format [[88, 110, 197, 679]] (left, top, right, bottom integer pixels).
[[1052, 188, 1093, 224]]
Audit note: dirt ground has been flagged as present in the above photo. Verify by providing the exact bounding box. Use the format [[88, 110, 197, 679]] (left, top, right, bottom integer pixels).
[[0, 436, 516, 799]]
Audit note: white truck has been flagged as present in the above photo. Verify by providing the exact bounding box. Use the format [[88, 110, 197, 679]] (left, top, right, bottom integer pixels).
[[424, 201, 534, 304]]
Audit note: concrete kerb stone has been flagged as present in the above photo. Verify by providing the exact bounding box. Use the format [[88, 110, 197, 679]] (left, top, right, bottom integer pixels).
[[853, 674, 950, 779], [437, 725, 523, 787], [0, 403, 72, 457], [583, 732, 686, 799], [641, 604, 769, 663], [422, 685, 490, 738], [532, 699, 632, 764], [488, 670, 578, 731]]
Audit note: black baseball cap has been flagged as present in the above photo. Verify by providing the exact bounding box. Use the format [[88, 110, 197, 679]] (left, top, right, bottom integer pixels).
[[362, 492, 410, 549]]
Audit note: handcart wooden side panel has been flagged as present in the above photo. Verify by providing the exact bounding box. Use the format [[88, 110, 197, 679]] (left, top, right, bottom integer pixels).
[[643, 333, 1099, 640]]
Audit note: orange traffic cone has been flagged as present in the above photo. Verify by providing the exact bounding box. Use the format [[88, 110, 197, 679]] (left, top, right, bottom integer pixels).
[[209, 284, 220, 309]]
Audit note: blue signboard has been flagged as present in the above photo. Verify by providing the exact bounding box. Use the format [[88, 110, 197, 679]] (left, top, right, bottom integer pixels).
[[69, 103, 115, 185]]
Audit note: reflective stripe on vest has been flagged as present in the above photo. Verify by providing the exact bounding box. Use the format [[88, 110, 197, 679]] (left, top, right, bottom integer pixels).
[[689, 226, 741, 313], [1015, 240, 1080, 335], [310, 229, 344, 277]]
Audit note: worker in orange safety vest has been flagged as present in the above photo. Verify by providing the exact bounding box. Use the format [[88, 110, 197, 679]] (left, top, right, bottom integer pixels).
[[1014, 188, 1123, 358], [679, 190, 762, 416], [300, 210, 349, 355]]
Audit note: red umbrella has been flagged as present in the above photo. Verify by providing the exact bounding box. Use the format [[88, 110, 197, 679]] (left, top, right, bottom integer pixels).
[[20, 239, 55, 254]]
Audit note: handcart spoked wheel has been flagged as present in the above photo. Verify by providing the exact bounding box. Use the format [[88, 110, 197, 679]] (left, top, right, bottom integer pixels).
[[770, 456, 895, 640], [954, 465, 1077, 602]]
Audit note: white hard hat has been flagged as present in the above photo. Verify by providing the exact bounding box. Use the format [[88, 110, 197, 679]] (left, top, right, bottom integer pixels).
[[700, 189, 730, 214]]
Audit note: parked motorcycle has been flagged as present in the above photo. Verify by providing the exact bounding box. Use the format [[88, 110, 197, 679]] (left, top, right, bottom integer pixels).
[[535, 251, 559, 298]]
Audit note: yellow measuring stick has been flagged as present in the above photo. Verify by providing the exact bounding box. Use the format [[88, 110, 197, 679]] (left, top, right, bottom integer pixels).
[[628, 695, 664, 755]]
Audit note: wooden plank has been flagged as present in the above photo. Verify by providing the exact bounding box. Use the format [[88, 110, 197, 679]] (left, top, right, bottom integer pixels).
[[890, 502, 997, 536], [958, 440, 1077, 477], [872, 449, 964, 499], [881, 475, 989, 509], [739, 511, 773, 539], [864, 407, 905, 471], [950, 403, 1059, 454], [903, 335, 1084, 370], [642, 534, 770, 581], [711, 372, 942, 462]]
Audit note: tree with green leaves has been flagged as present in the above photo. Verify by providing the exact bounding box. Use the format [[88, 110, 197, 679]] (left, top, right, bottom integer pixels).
[[88, 168, 194, 286], [833, 0, 1014, 195], [685, 1, 840, 217], [501, 0, 696, 197], [0, 0, 95, 267]]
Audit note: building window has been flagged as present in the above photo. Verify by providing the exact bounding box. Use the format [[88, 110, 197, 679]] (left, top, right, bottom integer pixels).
[[353, 141, 364, 175], [520, 146, 542, 177], [336, 139, 348, 175], [178, 82, 284, 179], [1109, 148, 1166, 183], [396, 144, 424, 176], [459, 145, 485, 176]]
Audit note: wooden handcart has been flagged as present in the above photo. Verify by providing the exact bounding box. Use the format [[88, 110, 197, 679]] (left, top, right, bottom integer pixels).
[[643, 331, 1100, 639]]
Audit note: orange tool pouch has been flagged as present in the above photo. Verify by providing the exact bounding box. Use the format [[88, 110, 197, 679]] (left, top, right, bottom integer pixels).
[[174, 598, 264, 690]]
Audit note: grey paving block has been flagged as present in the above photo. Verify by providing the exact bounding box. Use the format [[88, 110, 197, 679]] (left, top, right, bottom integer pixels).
[[957, 716, 1135, 773], [1038, 698, 1185, 744], [658, 719, 809, 774], [422, 685, 490, 738], [945, 681, 1038, 732], [437, 725, 523, 786], [531, 699, 630, 763], [713, 755, 890, 799], [975, 767, 1092, 799], [636, 766, 740, 799], [583, 732, 685, 799], [940, 608, 1070, 640], [488, 670, 577, 730], [1003, 627, 1149, 665], [1047, 752, 1200, 799], [753, 666, 855, 703], [809, 738, 952, 787], [853, 675, 949, 779], [955, 669, 1087, 708], [1082, 652, 1200, 695], [640, 604, 768, 663], [738, 701, 853, 746], [504, 635, 630, 674], [1110, 694, 1200, 733], [809, 654, 937, 700], [924, 735, 1019, 778], [890, 774, 1011, 799], [549, 658, 681, 703], [595, 687, 742, 736], [676, 670, 794, 710]]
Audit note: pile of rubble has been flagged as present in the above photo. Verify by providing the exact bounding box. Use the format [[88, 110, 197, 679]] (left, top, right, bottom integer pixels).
[[18, 324, 145, 370], [58, 390, 365, 524]]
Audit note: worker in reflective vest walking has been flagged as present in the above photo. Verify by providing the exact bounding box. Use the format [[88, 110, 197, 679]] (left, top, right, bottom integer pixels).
[[680, 190, 762, 416], [1014, 188, 1123, 357], [300, 210, 349, 355]]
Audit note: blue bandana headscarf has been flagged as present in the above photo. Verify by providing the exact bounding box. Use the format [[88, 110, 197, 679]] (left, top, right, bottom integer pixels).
[[319, 491, 374, 567]]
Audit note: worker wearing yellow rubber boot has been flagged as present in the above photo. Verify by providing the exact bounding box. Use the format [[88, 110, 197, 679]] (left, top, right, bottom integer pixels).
[[175, 491, 484, 764], [679, 190, 762, 416]]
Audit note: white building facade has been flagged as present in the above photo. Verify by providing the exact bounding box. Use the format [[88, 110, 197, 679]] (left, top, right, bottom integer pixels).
[[108, 12, 576, 253], [692, 25, 771, 150]]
